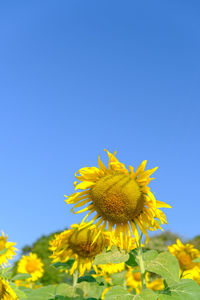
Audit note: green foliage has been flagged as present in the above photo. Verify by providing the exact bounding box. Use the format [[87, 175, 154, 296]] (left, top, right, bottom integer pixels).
[[146, 231, 180, 252], [159, 279, 200, 300], [12, 273, 32, 281], [104, 286, 133, 300], [133, 289, 157, 299], [8, 230, 200, 299], [93, 246, 129, 265], [189, 235, 200, 250], [145, 252, 179, 286]]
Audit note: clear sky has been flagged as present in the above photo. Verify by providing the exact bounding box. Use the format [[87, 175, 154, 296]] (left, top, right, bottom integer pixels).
[[1, 0, 200, 251]]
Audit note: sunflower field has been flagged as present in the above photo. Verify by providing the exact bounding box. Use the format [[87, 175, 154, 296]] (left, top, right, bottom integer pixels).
[[1, 150, 200, 300]]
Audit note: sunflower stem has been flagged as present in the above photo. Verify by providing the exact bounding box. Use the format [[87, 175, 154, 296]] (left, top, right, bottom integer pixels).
[[73, 269, 78, 289], [137, 234, 146, 290]]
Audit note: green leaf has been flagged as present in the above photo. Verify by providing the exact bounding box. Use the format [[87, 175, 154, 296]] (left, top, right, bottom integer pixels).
[[56, 283, 82, 298], [0, 248, 7, 255], [93, 246, 129, 265], [12, 273, 32, 281], [126, 252, 138, 267], [111, 270, 127, 285], [192, 257, 200, 263], [21, 285, 57, 300], [52, 259, 74, 269], [133, 289, 158, 299], [9, 283, 28, 299], [142, 250, 158, 263], [0, 266, 13, 279], [76, 281, 104, 299], [159, 279, 200, 300], [104, 285, 133, 300], [78, 275, 96, 283], [145, 252, 179, 286]]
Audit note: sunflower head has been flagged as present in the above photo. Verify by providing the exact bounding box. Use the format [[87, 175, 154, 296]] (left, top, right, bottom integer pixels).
[[90, 173, 145, 223], [68, 226, 106, 258], [0, 276, 18, 300], [17, 253, 44, 282], [126, 267, 143, 294], [0, 232, 17, 267], [65, 149, 171, 244], [146, 276, 164, 291], [168, 239, 200, 270], [182, 266, 200, 285], [50, 223, 110, 276], [93, 262, 125, 283]]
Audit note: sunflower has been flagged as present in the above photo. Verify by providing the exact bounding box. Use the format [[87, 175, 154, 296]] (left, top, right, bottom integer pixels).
[[111, 233, 137, 251], [168, 239, 200, 271], [0, 232, 17, 267], [94, 262, 125, 275], [17, 253, 44, 282], [65, 149, 171, 243], [182, 266, 200, 285], [146, 276, 164, 291], [93, 262, 125, 283], [49, 223, 110, 276], [0, 276, 18, 300], [126, 267, 144, 294]]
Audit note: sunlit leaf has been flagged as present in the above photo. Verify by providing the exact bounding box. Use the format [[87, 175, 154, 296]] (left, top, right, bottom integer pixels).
[[76, 281, 104, 299], [104, 285, 133, 299], [192, 257, 200, 263], [159, 279, 200, 300], [145, 252, 179, 286], [133, 288, 158, 299], [93, 246, 129, 265], [12, 273, 32, 281], [142, 250, 158, 263]]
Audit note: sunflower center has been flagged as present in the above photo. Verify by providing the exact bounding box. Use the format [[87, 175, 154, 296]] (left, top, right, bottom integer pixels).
[[178, 251, 193, 270], [68, 227, 106, 258], [133, 272, 141, 281], [26, 261, 37, 273], [0, 237, 7, 251], [90, 174, 145, 223]]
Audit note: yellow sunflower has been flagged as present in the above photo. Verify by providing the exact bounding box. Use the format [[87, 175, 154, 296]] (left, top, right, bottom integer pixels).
[[17, 253, 44, 282], [168, 239, 200, 270], [0, 232, 17, 267], [182, 266, 200, 285], [0, 276, 18, 300], [111, 233, 137, 251], [49, 223, 110, 276], [65, 150, 171, 244], [126, 267, 144, 294], [146, 276, 164, 291], [93, 262, 125, 283]]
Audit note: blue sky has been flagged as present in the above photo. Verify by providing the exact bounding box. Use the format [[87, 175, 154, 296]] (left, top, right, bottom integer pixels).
[[0, 1, 200, 251]]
